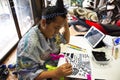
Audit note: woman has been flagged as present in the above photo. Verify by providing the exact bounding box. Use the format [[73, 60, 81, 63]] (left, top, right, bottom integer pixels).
[[16, 0, 72, 80]]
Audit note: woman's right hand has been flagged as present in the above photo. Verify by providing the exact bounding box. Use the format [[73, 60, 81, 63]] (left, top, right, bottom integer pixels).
[[54, 63, 72, 78]]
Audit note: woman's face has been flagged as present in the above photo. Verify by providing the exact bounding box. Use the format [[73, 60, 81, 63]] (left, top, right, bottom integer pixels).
[[41, 16, 66, 38]]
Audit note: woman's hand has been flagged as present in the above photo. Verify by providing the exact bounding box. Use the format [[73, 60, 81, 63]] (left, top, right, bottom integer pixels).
[[54, 63, 72, 78]]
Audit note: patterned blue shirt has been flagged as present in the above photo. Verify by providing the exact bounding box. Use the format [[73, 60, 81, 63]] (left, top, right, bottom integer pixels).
[[17, 25, 66, 80]]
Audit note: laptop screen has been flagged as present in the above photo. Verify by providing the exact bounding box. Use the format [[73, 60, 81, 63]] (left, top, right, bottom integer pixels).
[[84, 26, 105, 48]]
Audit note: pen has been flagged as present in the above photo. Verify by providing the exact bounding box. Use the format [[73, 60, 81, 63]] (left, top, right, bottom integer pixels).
[[112, 46, 114, 56], [115, 47, 118, 59], [65, 58, 69, 63]]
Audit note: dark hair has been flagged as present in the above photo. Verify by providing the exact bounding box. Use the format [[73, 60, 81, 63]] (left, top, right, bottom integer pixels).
[[42, 0, 67, 24]]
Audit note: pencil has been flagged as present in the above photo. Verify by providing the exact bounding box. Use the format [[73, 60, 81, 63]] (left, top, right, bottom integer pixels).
[[68, 44, 86, 52]]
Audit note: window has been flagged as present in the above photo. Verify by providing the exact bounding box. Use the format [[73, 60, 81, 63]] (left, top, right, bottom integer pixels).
[[0, 0, 19, 60], [14, 0, 34, 36], [0, 0, 42, 61]]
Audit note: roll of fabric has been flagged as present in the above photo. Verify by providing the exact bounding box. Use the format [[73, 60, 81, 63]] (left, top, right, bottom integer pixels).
[[87, 12, 99, 22], [74, 7, 98, 22], [76, 7, 87, 16]]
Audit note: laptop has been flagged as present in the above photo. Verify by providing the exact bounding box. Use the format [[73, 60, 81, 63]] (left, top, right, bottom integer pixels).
[[84, 26, 105, 48]]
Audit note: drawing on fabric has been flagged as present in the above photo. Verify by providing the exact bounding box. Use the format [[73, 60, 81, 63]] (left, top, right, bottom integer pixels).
[[58, 52, 91, 79]]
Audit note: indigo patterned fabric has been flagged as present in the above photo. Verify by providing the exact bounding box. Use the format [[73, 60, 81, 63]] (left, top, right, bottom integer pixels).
[[17, 25, 66, 80]]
